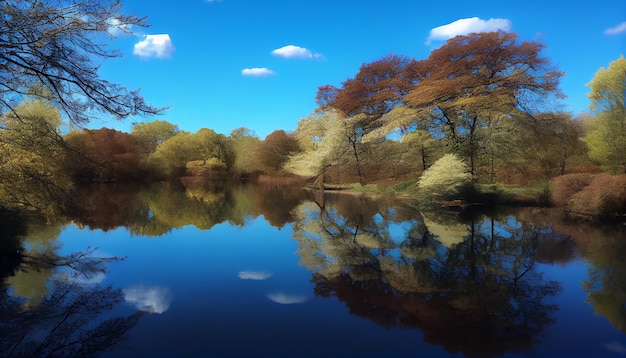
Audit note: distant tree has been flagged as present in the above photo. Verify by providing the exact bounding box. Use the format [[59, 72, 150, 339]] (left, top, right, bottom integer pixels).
[[131, 120, 179, 152], [255, 130, 301, 174], [149, 128, 235, 178], [229, 127, 261, 174], [148, 131, 194, 178], [0, 0, 161, 126], [64, 128, 149, 182], [583, 56, 626, 173]]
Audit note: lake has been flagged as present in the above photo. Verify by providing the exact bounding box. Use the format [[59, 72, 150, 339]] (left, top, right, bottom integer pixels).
[[1, 181, 626, 357]]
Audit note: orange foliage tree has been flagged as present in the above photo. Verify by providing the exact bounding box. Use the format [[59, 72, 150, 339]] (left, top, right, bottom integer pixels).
[[403, 32, 564, 177], [315, 54, 418, 183], [255, 130, 301, 174], [64, 128, 149, 182]]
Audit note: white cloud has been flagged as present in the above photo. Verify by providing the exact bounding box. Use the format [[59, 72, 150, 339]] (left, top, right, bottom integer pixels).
[[238, 270, 273, 280], [426, 17, 512, 45], [123, 285, 171, 314], [271, 45, 322, 59], [133, 34, 175, 59], [604, 22, 626, 35], [267, 293, 308, 304], [241, 67, 276, 77]]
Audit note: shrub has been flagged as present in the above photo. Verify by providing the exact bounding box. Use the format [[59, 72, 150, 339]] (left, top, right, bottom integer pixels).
[[418, 154, 471, 199], [550, 173, 596, 207], [567, 174, 626, 217]]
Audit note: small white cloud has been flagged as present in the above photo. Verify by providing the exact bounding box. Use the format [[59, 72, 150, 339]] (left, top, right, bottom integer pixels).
[[426, 17, 512, 45], [238, 270, 273, 280], [241, 67, 276, 77], [267, 293, 308, 304], [604, 22, 626, 35], [123, 285, 171, 314], [133, 34, 175, 59], [271, 45, 323, 59]]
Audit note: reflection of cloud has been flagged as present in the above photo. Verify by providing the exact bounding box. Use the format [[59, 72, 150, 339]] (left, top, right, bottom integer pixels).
[[133, 34, 175, 59], [123, 285, 171, 314], [606, 341, 626, 354], [71, 271, 106, 285], [267, 293, 307, 304], [238, 271, 273, 280], [426, 17, 512, 45]]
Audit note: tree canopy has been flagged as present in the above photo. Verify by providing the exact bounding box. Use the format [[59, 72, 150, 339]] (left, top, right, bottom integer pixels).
[[584, 56, 626, 173], [0, 0, 161, 125]]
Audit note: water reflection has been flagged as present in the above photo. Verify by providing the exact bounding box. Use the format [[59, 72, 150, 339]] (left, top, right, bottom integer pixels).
[[292, 196, 565, 356], [2, 183, 626, 356], [0, 212, 142, 357], [123, 285, 172, 314], [266, 293, 308, 305], [238, 270, 274, 280]]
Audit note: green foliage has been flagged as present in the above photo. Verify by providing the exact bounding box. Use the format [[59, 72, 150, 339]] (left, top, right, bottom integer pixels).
[[583, 56, 626, 174], [131, 120, 179, 152], [0, 99, 72, 215], [149, 128, 235, 178], [418, 154, 471, 198], [229, 128, 261, 174]]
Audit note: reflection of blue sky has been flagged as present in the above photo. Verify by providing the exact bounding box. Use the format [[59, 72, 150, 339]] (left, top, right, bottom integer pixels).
[[238, 270, 273, 280], [267, 293, 308, 304], [123, 285, 171, 314]]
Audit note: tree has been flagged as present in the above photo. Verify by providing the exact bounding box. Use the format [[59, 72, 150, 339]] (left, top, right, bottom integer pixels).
[[0, 98, 72, 214], [149, 128, 235, 178], [0, 0, 161, 125], [316, 54, 417, 183], [64, 128, 149, 182], [255, 130, 300, 174], [229, 127, 261, 174], [388, 32, 563, 177], [284, 110, 352, 186], [584, 56, 626, 173], [131, 120, 179, 152]]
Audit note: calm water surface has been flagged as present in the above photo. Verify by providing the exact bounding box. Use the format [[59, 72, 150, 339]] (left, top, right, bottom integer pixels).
[[2, 182, 626, 357]]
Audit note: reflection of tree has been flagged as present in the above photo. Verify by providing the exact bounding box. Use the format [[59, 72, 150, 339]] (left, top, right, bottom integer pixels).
[[1, 247, 142, 357], [70, 183, 150, 231], [1, 279, 142, 357], [576, 224, 626, 333], [294, 199, 563, 357]]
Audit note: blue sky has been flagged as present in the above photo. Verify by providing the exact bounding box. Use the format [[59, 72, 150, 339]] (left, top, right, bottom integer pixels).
[[92, 0, 626, 139]]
